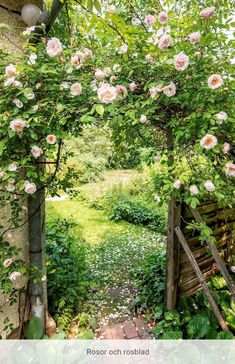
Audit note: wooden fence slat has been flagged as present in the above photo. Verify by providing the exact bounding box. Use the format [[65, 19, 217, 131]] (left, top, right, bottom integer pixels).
[[175, 226, 230, 332], [190, 208, 235, 300]]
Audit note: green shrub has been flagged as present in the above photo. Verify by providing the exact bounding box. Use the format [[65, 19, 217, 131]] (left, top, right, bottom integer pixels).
[[109, 196, 167, 234], [46, 219, 90, 331]]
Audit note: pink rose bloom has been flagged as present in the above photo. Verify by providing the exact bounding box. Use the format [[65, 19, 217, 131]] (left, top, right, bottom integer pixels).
[[158, 34, 173, 50], [208, 74, 223, 89], [8, 162, 17, 172], [24, 181, 37, 194], [146, 54, 155, 63], [163, 82, 176, 97], [189, 31, 201, 45], [158, 11, 169, 24], [222, 142, 230, 154], [3, 258, 13, 268], [31, 146, 43, 158], [116, 85, 128, 98], [95, 69, 106, 80], [103, 67, 112, 75], [9, 271, 21, 281], [173, 180, 182, 189], [71, 51, 85, 67], [200, 134, 217, 150], [215, 111, 228, 124], [225, 162, 235, 177], [174, 52, 189, 71], [46, 134, 57, 145], [189, 185, 198, 196], [97, 83, 118, 103], [110, 76, 117, 83], [46, 37, 63, 57], [10, 118, 27, 133], [13, 99, 23, 108], [129, 82, 138, 91], [200, 7, 215, 19], [204, 180, 215, 192], [145, 14, 155, 26], [60, 82, 69, 90], [154, 194, 160, 202], [5, 64, 18, 77], [149, 85, 162, 98], [119, 44, 128, 54], [70, 82, 82, 96], [140, 114, 148, 124]]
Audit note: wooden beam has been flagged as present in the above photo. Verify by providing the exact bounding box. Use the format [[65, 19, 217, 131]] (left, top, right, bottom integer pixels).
[[190, 208, 235, 300], [175, 226, 229, 332]]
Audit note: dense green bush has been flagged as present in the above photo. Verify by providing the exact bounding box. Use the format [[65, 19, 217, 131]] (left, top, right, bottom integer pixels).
[[46, 219, 90, 331], [109, 196, 167, 234]]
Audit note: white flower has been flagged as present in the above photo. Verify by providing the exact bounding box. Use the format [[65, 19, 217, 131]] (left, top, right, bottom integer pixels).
[[35, 83, 41, 89], [95, 69, 106, 80], [60, 82, 69, 90], [189, 31, 201, 45], [215, 111, 228, 125], [8, 162, 17, 172], [97, 83, 118, 103], [174, 52, 189, 71], [10, 118, 27, 133], [113, 64, 122, 72], [208, 74, 224, 89], [7, 182, 15, 192], [163, 82, 176, 97], [5, 64, 19, 77], [200, 134, 217, 149], [118, 44, 128, 54], [25, 91, 35, 100], [46, 37, 63, 57], [140, 114, 148, 124], [28, 53, 37, 65], [9, 271, 21, 281], [31, 146, 43, 158], [129, 82, 138, 91], [3, 258, 13, 268], [173, 180, 182, 189], [32, 105, 39, 111], [107, 5, 116, 14], [225, 162, 235, 177], [222, 143, 230, 154], [0, 169, 5, 178], [189, 185, 198, 195], [70, 82, 82, 96], [83, 48, 92, 59], [154, 194, 160, 202], [110, 76, 117, 83], [24, 181, 37, 194], [46, 134, 57, 145], [22, 26, 35, 36], [13, 98, 23, 108], [158, 11, 169, 25], [103, 67, 112, 75], [204, 180, 215, 192]]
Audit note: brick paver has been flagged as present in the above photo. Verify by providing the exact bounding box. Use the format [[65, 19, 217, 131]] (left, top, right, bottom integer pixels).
[[99, 317, 153, 340]]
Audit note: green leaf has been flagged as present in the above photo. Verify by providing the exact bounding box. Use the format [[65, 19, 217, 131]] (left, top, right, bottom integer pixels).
[[164, 310, 180, 323], [87, 0, 93, 12], [94, 0, 101, 13], [96, 104, 104, 116], [187, 314, 210, 339], [0, 23, 11, 30], [161, 331, 183, 339], [217, 331, 234, 339], [0, 140, 5, 156], [24, 316, 43, 339]]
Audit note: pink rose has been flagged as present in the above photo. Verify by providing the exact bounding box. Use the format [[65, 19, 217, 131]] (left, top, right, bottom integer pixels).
[[174, 52, 189, 71], [71, 51, 85, 67], [189, 31, 201, 45], [24, 181, 37, 194], [118, 44, 128, 54], [189, 185, 198, 196], [146, 54, 155, 63], [8, 162, 17, 172], [31, 146, 43, 158], [46, 37, 63, 57], [215, 111, 227, 124], [158, 34, 173, 50], [200, 7, 215, 19], [5, 64, 19, 77], [173, 180, 182, 189], [149, 85, 162, 98], [225, 162, 235, 177], [3, 258, 13, 268], [222, 143, 230, 154], [9, 271, 21, 281], [10, 118, 27, 133], [46, 134, 57, 145], [162, 82, 176, 97], [70, 82, 82, 96], [158, 11, 169, 24], [95, 69, 106, 80], [208, 74, 223, 89], [116, 85, 128, 98], [97, 83, 118, 103], [200, 134, 217, 149], [110, 76, 117, 83], [129, 82, 138, 91], [103, 67, 112, 75], [204, 180, 215, 192], [145, 14, 155, 26]]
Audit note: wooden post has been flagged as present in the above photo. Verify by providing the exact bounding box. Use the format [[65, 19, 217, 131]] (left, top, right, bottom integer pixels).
[[175, 226, 230, 332], [190, 207, 235, 300]]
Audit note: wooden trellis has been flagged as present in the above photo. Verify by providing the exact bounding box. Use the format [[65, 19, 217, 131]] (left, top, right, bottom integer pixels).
[[166, 200, 235, 312]]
